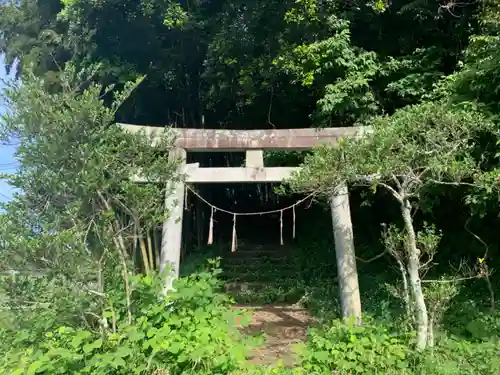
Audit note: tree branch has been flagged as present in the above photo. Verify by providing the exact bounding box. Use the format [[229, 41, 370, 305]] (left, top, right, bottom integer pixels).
[[356, 250, 388, 263], [421, 275, 480, 283], [379, 182, 403, 201], [391, 174, 402, 191], [465, 218, 495, 311]]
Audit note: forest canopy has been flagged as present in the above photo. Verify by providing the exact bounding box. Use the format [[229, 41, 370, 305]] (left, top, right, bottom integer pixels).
[[0, 0, 492, 127]]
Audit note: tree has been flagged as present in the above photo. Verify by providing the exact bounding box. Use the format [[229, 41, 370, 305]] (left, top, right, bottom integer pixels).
[[0, 63, 180, 341], [450, 0, 500, 115], [0, 1, 481, 129], [0, 0, 69, 80], [445, 0, 500, 217], [289, 100, 495, 349]]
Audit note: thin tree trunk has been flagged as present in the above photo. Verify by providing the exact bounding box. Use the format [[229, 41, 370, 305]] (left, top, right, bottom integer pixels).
[[111, 222, 133, 325], [486, 273, 495, 313], [395, 254, 411, 322], [427, 317, 435, 347], [139, 235, 150, 275], [154, 228, 160, 271], [147, 231, 155, 271], [98, 192, 133, 324], [97, 254, 106, 337], [137, 220, 151, 274], [401, 198, 429, 350]]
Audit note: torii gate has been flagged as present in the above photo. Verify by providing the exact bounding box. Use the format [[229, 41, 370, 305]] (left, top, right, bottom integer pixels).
[[121, 124, 365, 320]]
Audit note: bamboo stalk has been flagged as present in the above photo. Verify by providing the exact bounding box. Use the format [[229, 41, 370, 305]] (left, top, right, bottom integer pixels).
[[139, 234, 151, 275], [147, 230, 155, 271]]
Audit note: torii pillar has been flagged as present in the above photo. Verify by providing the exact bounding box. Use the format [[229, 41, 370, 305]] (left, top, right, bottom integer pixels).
[[330, 182, 362, 321]]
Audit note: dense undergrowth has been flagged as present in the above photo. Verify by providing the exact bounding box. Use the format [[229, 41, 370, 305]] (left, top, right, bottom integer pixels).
[[178, 230, 500, 375], [2, 254, 499, 375], [0, 263, 254, 375]]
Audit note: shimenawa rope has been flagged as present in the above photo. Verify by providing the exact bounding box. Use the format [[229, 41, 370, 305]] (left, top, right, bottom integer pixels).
[[185, 185, 316, 252]]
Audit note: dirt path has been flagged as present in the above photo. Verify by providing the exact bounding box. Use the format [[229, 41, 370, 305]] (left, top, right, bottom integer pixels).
[[233, 304, 313, 367]]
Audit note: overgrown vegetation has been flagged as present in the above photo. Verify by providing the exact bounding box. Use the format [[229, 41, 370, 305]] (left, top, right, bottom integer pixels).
[[1, 267, 254, 375], [290, 101, 496, 349], [1, 0, 500, 374]]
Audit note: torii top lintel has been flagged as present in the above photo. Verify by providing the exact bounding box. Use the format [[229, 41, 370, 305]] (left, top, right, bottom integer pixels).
[[119, 124, 370, 152]]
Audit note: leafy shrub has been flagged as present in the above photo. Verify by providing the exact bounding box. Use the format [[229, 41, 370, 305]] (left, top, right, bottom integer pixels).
[[298, 318, 411, 374], [1, 264, 254, 375], [231, 282, 305, 305], [415, 338, 500, 375], [464, 311, 500, 341], [0, 273, 97, 352], [444, 296, 500, 341]]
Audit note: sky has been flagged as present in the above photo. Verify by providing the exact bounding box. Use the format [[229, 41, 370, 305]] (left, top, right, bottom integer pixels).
[[0, 54, 17, 204]]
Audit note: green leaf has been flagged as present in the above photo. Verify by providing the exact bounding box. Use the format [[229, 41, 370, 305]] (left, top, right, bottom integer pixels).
[[27, 360, 44, 375], [83, 339, 103, 354], [312, 350, 330, 362], [168, 341, 184, 355]]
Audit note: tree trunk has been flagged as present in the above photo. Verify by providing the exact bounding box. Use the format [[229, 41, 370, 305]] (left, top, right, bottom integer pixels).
[[401, 198, 429, 350], [394, 255, 412, 324], [427, 318, 435, 347]]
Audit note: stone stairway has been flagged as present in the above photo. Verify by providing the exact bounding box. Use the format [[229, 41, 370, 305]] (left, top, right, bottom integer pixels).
[[221, 245, 312, 367], [220, 244, 301, 302], [221, 244, 296, 280]]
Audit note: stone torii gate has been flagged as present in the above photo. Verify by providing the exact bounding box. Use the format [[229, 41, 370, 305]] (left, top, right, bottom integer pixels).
[[121, 124, 364, 319]]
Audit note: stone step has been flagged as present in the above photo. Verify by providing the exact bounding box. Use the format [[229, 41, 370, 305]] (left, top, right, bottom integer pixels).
[[224, 280, 303, 293], [221, 259, 293, 268], [221, 271, 297, 282], [221, 254, 295, 262], [221, 246, 295, 256], [222, 263, 296, 272], [221, 260, 293, 269]]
